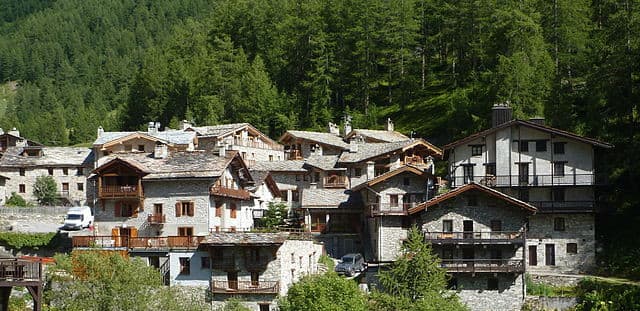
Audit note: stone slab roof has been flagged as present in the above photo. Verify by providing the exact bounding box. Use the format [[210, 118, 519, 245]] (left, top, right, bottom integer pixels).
[[93, 130, 195, 146], [301, 188, 352, 208], [201, 232, 289, 245], [253, 160, 307, 172], [186, 123, 249, 137], [304, 155, 344, 171], [338, 139, 442, 163], [345, 129, 409, 142], [280, 130, 349, 149], [0, 147, 94, 167]]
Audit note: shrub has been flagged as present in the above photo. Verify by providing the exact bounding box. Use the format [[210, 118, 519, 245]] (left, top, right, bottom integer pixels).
[[33, 175, 58, 205], [574, 277, 640, 311], [5, 192, 29, 207], [525, 274, 576, 297], [0, 232, 58, 250]]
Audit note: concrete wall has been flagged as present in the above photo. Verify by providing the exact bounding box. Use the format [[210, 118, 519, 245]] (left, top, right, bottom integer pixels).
[[455, 274, 525, 311], [169, 250, 211, 286]]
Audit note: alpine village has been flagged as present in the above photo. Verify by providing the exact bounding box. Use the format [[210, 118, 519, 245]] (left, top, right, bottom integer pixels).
[[0, 1, 639, 311]]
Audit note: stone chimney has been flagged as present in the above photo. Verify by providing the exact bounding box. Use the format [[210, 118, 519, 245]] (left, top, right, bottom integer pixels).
[[491, 101, 513, 127], [309, 182, 317, 189], [218, 145, 226, 157], [15, 139, 27, 147], [349, 140, 359, 153], [529, 117, 545, 126], [154, 142, 168, 159], [386, 118, 394, 131], [97, 126, 104, 138], [8, 127, 19, 137], [148, 122, 158, 135], [180, 120, 192, 130], [343, 115, 352, 136], [366, 161, 375, 181], [328, 122, 340, 135]]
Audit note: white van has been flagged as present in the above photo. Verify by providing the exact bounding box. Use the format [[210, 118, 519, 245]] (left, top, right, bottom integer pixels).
[[62, 206, 94, 230]]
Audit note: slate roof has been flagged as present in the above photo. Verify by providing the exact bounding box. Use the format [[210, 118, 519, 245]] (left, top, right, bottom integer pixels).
[[279, 130, 349, 149], [304, 155, 344, 171], [249, 170, 270, 187], [253, 160, 307, 172], [337, 141, 411, 163], [186, 123, 249, 137], [0, 147, 94, 167], [345, 129, 409, 142], [96, 151, 239, 180], [351, 165, 430, 191], [301, 188, 353, 208], [93, 130, 196, 146], [201, 232, 289, 245]]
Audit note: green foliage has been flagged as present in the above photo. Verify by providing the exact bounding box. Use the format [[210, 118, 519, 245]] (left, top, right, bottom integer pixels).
[[46, 252, 207, 311], [214, 299, 251, 311], [278, 273, 367, 311], [255, 203, 289, 229], [5, 192, 29, 207], [33, 175, 58, 205], [318, 254, 335, 272], [371, 226, 466, 311], [574, 277, 640, 311], [525, 274, 576, 297], [0, 232, 57, 249]]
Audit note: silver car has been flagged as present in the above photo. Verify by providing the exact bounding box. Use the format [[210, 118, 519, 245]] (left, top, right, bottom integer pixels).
[[335, 253, 366, 276]]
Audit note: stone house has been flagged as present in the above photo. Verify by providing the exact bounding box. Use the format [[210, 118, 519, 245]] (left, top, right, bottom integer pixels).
[[443, 104, 613, 273], [248, 170, 282, 226], [181, 122, 285, 166], [408, 182, 537, 311], [0, 146, 93, 205], [0, 127, 42, 154]]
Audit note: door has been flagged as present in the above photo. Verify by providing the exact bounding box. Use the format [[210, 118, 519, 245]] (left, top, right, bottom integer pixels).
[[545, 244, 555, 266], [463, 220, 474, 239], [227, 271, 238, 290], [518, 163, 529, 185], [462, 248, 474, 269], [529, 245, 537, 266], [149, 256, 160, 269]]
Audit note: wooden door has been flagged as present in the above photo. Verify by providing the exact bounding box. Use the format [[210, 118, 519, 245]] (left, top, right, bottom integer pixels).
[[111, 228, 120, 247], [120, 228, 131, 248], [529, 245, 537, 266], [227, 271, 238, 290], [545, 244, 555, 266], [463, 220, 473, 239], [462, 248, 474, 269]]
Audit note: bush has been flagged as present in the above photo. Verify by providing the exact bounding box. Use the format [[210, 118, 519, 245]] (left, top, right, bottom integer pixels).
[[33, 175, 58, 205], [574, 277, 640, 311], [278, 273, 368, 311], [318, 254, 335, 272], [0, 232, 58, 250], [5, 192, 29, 207], [525, 274, 576, 297]]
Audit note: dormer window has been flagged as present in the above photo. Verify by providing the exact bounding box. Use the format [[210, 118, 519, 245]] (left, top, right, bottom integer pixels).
[[471, 145, 483, 156], [553, 142, 566, 154]]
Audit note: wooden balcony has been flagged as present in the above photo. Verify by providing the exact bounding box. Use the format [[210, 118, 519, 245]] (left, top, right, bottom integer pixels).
[[233, 138, 284, 151], [369, 203, 420, 216], [425, 231, 525, 244], [0, 258, 43, 283], [440, 259, 524, 273], [323, 175, 349, 188], [287, 150, 302, 160], [403, 155, 426, 166], [98, 184, 142, 199], [451, 173, 600, 187], [147, 213, 166, 224], [71, 236, 204, 250], [210, 185, 251, 200], [211, 256, 237, 270], [211, 280, 279, 294], [529, 201, 595, 213]]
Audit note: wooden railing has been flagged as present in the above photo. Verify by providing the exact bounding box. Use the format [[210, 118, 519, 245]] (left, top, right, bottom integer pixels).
[[425, 231, 524, 244], [98, 185, 142, 198], [211, 280, 279, 294], [369, 203, 420, 216], [451, 173, 600, 187], [529, 201, 595, 213], [0, 258, 43, 282], [403, 156, 425, 166], [147, 213, 166, 224], [287, 150, 302, 160], [440, 259, 524, 273], [323, 175, 349, 188], [72, 235, 204, 249], [210, 185, 251, 200], [233, 138, 284, 151]]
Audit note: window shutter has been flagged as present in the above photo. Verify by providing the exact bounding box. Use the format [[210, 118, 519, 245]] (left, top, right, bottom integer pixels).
[[114, 202, 121, 217], [130, 227, 138, 238], [188, 201, 195, 217], [111, 227, 119, 237], [175, 202, 182, 217]]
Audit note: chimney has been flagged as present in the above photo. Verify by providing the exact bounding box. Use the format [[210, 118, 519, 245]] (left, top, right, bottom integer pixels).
[[491, 101, 513, 127], [0, 128, 4, 135], [343, 115, 352, 136], [529, 117, 545, 126], [386, 118, 394, 131], [180, 120, 192, 130], [154, 142, 168, 159], [349, 140, 359, 153], [148, 122, 157, 135], [366, 161, 375, 181], [8, 127, 19, 137], [15, 139, 27, 147], [97, 126, 104, 138], [309, 182, 317, 189], [328, 122, 340, 135], [218, 145, 226, 157]]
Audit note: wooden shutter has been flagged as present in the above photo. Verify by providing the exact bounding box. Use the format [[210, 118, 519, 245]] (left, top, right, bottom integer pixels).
[[132, 203, 139, 218], [130, 227, 138, 238], [175, 202, 182, 217], [111, 228, 120, 247], [230, 203, 237, 219], [187, 201, 195, 217], [114, 202, 121, 217]]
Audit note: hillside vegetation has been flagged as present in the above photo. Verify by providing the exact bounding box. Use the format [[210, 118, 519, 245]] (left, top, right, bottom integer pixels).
[[0, 0, 639, 278]]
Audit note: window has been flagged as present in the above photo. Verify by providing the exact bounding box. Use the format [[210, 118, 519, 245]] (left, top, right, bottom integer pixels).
[[154, 203, 163, 214], [48, 168, 54, 175], [215, 202, 223, 217], [179, 257, 190, 275], [251, 271, 260, 286], [138, 144, 145, 152], [545, 244, 556, 266], [201, 256, 210, 269], [467, 195, 478, 206], [518, 163, 529, 183], [314, 172, 320, 182], [403, 177, 410, 186], [553, 162, 565, 177], [76, 167, 83, 176], [553, 188, 565, 202], [519, 140, 529, 152], [269, 155, 274, 162], [490, 220, 502, 232], [62, 183, 69, 193], [280, 191, 288, 202], [485, 163, 496, 176], [354, 168, 362, 177], [62, 168, 68, 175], [77, 183, 84, 191], [19, 168, 25, 176], [536, 140, 547, 152], [553, 142, 566, 154], [442, 220, 453, 232], [259, 304, 270, 311], [176, 201, 195, 217], [117, 202, 135, 217], [178, 227, 193, 236], [487, 278, 499, 290], [554, 217, 566, 231], [292, 190, 300, 202], [567, 243, 578, 254], [389, 194, 399, 207], [230, 203, 237, 219], [462, 165, 474, 184], [471, 145, 483, 156], [19, 184, 25, 193]]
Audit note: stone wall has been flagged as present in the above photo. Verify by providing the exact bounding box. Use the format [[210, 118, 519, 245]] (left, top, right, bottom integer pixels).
[[455, 274, 525, 311], [2, 166, 90, 205]]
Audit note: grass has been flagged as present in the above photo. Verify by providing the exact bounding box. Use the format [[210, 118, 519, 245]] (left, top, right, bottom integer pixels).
[[525, 274, 577, 297]]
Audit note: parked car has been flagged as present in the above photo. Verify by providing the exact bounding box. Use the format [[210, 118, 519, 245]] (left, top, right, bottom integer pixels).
[[62, 206, 93, 230], [335, 253, 366, 276]]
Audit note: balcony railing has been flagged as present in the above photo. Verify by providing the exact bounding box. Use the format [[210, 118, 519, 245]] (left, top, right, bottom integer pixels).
[[211, 280, 279, 294], [210, 185, 251, 200], [147, 213, 166, 224], [323, 175, 349, 188], [424, 231, 524, 244], [529, 201, 595, 213], [98, 184, 142, 198], [403, 156, 426, 166], [0, 258, 44, 282], [440, 259, 524, 273], [286, 150, 303, 160], [369, 203, 420, 216], [450, 173, 601, 187], [233, 138, 284, 151], [72, 235, 204, 249]]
